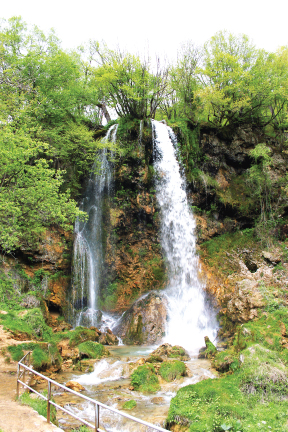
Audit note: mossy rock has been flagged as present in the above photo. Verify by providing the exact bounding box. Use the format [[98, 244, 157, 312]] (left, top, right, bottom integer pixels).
[[159, 361, 186, 382], [68, 326, 98, 347], [198, 336, 217, 359], [146, 355, 163, 363], [151, 343, 190, 360], [130, 364, 160, 393], [77, 341, 110, 359], [122, 399, 137, 410]]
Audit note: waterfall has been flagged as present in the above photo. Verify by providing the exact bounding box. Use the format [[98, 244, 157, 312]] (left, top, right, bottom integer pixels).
[[152, 120, 218, 352], [70, 124, 118, 327]]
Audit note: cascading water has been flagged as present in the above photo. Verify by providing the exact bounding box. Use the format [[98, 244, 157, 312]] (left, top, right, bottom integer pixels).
[[70, 124, 118, 327], [152, 120, 218, 352]]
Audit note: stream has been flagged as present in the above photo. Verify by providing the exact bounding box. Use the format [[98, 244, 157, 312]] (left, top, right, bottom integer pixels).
[[50, 346, 216, 431]]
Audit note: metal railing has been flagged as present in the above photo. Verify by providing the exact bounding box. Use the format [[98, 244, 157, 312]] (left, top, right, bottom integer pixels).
[[17, 352, 170, 432]]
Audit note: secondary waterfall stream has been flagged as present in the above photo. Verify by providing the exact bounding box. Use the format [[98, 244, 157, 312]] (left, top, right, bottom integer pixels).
[[152, 120, 217, 352], [70, 124, 118, 327]]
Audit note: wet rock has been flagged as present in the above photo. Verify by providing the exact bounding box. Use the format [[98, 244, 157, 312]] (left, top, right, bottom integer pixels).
[[151, 397, 165, 404], [77, 309, 103, 328], [226, 279, 264, 322], [65, 381, 85, 392], [99, 328, 119, 345], [114, 292, 168, 345]]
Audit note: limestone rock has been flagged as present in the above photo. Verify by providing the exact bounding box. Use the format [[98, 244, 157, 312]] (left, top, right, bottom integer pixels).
[[114, 292, 168, 345], [57, 340, 80, 361], [151, 343, 190, 361], [65, 381, 85, 392], [20, 295, 40, 309], [99, 328, 119, 345], [226, 279, 264, 322], [262, 251, 281, 265]]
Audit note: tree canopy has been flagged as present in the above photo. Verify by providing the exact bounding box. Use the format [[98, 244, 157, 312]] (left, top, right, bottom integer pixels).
[[1, 17, 288, 253]]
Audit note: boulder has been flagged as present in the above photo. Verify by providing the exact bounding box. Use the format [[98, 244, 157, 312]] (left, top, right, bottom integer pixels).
[[113, 292, 168, 345], [262, 251, 281, 265], [65, 381, 85, 392], [151, 343, 190, 361]]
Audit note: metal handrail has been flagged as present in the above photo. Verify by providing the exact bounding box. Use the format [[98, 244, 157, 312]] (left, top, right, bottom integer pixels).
[[17, 352, 170, 432]]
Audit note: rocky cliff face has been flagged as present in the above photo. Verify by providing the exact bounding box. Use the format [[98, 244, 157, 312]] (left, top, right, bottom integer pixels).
[[1, 121, 287, 338]]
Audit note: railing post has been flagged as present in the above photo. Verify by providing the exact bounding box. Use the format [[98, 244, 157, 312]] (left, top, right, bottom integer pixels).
[[47, 381, 51, 423], [16, 363, 20, 399], [95, 403, 99, 431]]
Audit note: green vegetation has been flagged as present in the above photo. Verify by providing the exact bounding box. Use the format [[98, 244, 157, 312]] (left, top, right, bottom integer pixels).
[[159, 361, 186, 382], [77, 341, 106, 359], [0, 309, 53, 339], [122, 399, 137, 410], [68, 326, 99, 347], [20, 390, 57, 423], [130, 364, 160, 393], [7, 341, 61, 370], [167, 342, 288, 432]]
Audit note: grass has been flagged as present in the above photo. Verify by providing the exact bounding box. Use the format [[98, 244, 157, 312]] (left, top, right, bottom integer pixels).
[[0, 308, 53, 340], [130, 364, 160, 393], [159, 361, 186, 382], [167, 306, 288, 432], [200, 229, 255, 275], [20, 390, 57, 423]]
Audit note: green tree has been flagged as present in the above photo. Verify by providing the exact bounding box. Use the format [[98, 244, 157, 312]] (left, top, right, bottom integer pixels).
[[90, 43, 169, 119], [196, 31, 288, 130]]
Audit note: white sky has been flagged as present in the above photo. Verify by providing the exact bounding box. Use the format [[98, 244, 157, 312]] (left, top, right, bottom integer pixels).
[[1, 0, 288, 59]]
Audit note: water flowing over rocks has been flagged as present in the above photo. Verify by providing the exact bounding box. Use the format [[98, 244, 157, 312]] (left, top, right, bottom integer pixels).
[[152, 120, 218, 351], [113, 292, 168, 345]]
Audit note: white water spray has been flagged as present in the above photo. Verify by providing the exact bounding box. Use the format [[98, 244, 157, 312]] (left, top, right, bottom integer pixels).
[[152, 120, 217, 352]]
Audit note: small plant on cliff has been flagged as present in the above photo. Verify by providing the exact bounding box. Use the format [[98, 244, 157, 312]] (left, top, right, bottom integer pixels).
[[130, 364, 160, 393], [159, 361, 186, 382]]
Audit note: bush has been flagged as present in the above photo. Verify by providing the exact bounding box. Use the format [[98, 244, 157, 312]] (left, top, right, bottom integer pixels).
[[159, 361, 186, 382]]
